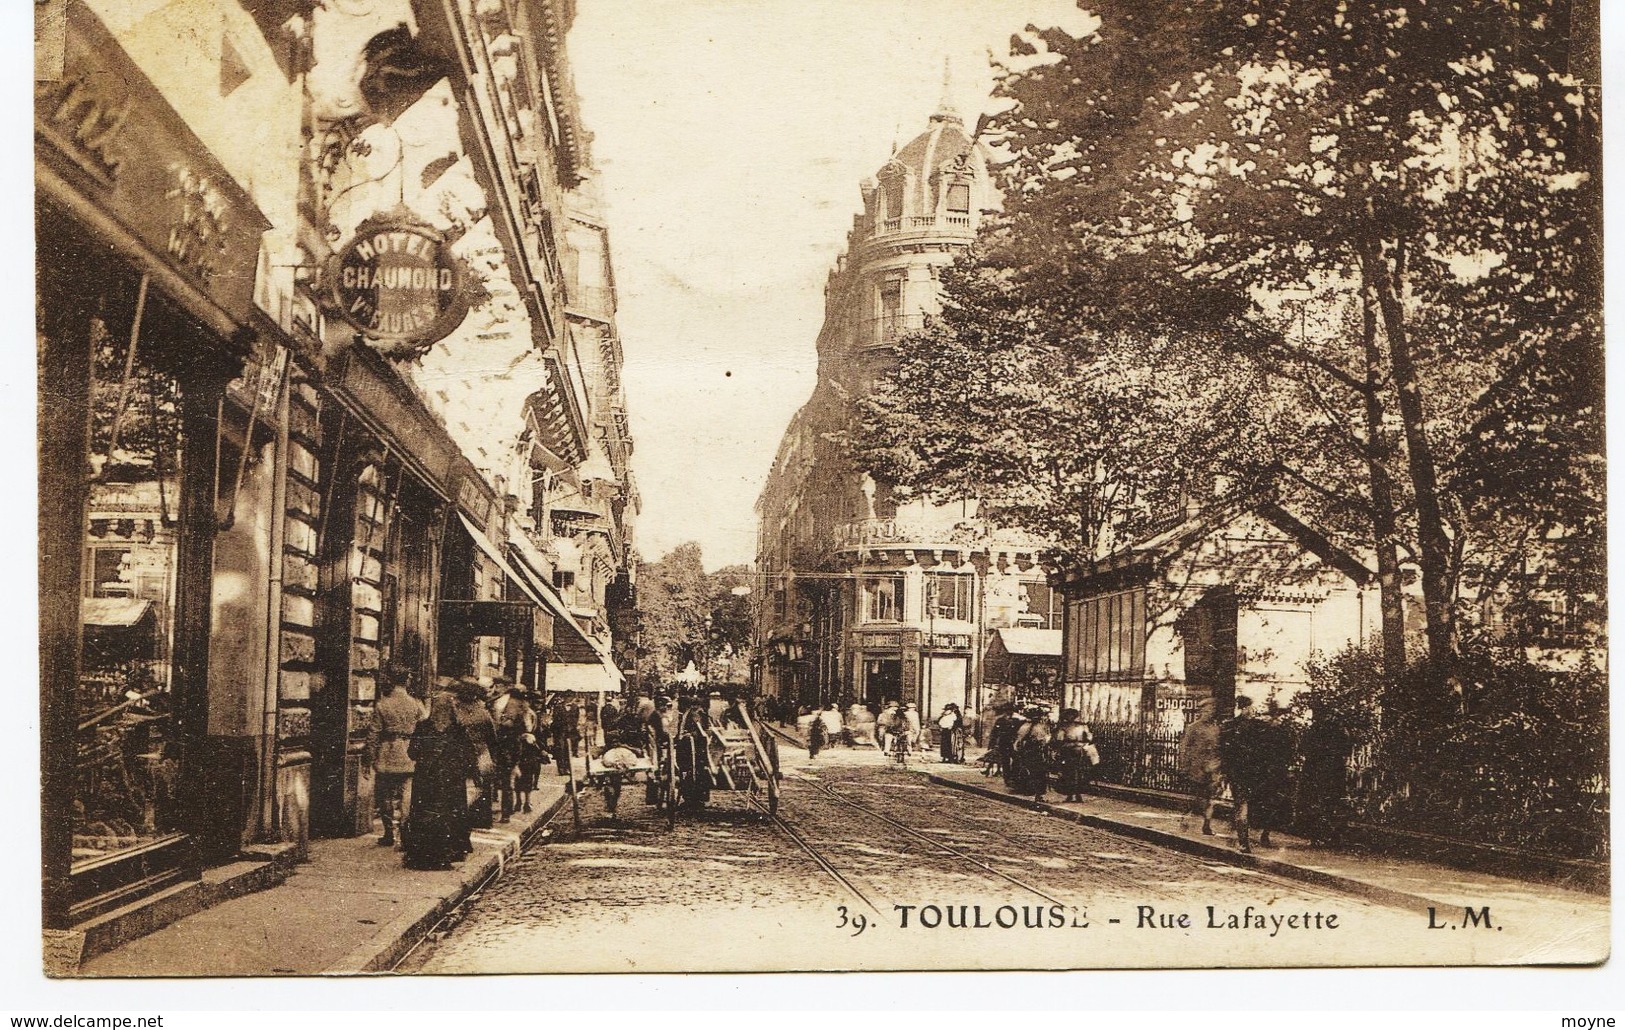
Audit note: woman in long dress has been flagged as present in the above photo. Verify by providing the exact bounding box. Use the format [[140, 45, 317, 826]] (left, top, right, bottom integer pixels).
[[403, 690, 474, 870], [1050, 709, 1096, 803]]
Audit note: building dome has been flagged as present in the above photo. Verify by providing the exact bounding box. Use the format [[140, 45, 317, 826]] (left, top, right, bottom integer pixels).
[[868, 95, 985, 226]]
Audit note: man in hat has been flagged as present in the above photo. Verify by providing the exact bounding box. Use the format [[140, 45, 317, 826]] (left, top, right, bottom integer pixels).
[[1217, 695, 1274, 853], [368, 666, 427, 846]]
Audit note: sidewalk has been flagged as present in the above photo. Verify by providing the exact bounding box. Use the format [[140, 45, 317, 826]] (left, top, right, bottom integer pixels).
[[924, 761, 1609, 930], [74, 773, 576, 977], [767, 725, 1606, 929]]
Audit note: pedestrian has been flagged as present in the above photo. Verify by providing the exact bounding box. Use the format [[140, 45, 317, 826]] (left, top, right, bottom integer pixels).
[[401, 686, 474, 870], [490, 676, 533, 822], [563, 696, 583, 756], [453, 677, 500, 836], [936, 703, 963, 763], [1050, 709, 1097, 803], [903, 703, 922, 750], [843, 701, 869, 747], [600, 698, 620, 742], [513, 722, 544, 815], [550, 695, 576, 773], [876, 701, 900, 754], [985, 703, 1022, 779], [1218, 695, 1286, 853], [368, 668, 427, 847], [807, 707, 827, 759], [1009, 705, 1054, 805], [1296, 695, 1355, 846], [1253, 701, 1297, 846], [675, 695, 715, 808], [978, 703, 999, 750], [819, 704, 843, 747], [1179, 700, 1224, 835]]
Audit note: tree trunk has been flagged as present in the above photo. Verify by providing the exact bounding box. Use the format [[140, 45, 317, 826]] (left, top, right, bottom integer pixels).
[[1357, 275, 1407, 677], [1360, 238, 1457, 664]]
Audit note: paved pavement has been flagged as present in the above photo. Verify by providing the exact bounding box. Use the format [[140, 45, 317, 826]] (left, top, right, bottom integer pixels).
[[923, 760, 1608, 930], [79, 772, 575, 976], [404, 741, 1607, 971], [76, 735, 1610, 975], [778, 720, 1608, 920]]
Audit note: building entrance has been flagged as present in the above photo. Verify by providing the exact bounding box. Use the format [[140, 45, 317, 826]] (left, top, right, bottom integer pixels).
[[862, 658, 902, 705]]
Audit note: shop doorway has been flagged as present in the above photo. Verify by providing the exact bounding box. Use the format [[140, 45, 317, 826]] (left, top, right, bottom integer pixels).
[[862, 658, 902, 706]]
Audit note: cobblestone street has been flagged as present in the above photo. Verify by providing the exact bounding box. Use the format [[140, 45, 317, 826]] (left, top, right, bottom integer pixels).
[[401, 743, 1551, 973]]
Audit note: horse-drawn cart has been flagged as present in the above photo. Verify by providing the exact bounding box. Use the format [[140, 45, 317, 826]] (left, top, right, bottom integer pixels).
[[659, 705, 781, 822]]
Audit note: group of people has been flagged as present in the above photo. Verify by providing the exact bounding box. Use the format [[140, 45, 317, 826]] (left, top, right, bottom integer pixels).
[[983, 703, 1101, 805], [792, 699, 976, 764], [367, 669, 599, 871]]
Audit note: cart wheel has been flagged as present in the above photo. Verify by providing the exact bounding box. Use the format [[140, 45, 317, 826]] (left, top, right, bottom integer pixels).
[[767, 775, 780, 816]]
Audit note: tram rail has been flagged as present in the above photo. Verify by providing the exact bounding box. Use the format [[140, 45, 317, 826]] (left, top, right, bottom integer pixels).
[[765, 722, 1358, 909]]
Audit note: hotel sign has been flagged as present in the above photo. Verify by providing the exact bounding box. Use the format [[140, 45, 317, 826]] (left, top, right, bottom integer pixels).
[[329, 215, 469, 353]]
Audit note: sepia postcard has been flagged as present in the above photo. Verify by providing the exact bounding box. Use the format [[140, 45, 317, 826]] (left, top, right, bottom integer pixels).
[[34, 0, 1608, 977]]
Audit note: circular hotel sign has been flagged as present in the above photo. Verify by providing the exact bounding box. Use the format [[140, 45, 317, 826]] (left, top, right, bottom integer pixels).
[[329, 219, 469, 351]]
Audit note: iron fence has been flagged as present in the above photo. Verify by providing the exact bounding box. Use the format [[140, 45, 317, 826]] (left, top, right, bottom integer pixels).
[[1090, 720, 1198, 795]]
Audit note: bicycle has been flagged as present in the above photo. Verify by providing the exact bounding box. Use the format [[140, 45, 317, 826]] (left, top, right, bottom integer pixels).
[[890, 730, 911, 768]]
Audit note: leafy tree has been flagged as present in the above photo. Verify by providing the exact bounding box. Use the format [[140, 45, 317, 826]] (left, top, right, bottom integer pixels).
[[634, 542, 708, 681], [633, 549, 757, 684], [862, 0, 1600, 668]]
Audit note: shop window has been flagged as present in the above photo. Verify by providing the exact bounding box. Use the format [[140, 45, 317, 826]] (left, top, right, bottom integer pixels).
[[75, 305, 186, 868], [1019, 580, 1063, 629], [861, 575, 903, 623]]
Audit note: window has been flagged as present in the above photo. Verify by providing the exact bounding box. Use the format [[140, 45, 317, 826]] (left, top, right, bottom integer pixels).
[[882, 175, 905, 219], [878, 280, 903, 342], [947, 182, 971, 214], [85, 546, 134, 597], [861, 575, 903, 623], [1019, 581, 1063, 629], [1066, 588, 1146, 681], [553, 570, 575, 591], [926, 573, 974, 622]]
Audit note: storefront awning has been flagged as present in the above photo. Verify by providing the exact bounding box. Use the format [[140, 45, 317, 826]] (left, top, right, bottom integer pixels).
[[81, 598, 154, 629], [506, 529, 605, 664], [448, 514, 551, 645], [503, 527, 628, 693], [546, 654, 624, 695], [992, 627, 1062, 658]]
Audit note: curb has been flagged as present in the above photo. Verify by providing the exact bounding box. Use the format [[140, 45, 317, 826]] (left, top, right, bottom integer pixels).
[[334, 789, 571, 974], [925, 773, 1445, 916]]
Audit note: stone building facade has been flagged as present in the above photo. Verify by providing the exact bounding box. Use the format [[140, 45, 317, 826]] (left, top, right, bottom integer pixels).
[[39, 0, 635, 931], [753, 94, 1052, 718]]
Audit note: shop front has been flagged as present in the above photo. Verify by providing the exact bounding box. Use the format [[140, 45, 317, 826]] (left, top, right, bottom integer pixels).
[[38, 2, 270, 925]]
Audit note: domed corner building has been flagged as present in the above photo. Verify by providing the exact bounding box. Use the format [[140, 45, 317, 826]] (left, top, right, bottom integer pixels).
[[753, 94, 1061, 725]]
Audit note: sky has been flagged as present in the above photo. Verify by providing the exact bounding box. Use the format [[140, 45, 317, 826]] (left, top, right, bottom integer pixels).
[[569, 0, 1091, 571]]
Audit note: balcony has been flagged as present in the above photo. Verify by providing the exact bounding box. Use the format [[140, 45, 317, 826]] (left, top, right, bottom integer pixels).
[[869, 212, 976, 241], [859, 314, 926, 349], [566, 284, 615, 322]]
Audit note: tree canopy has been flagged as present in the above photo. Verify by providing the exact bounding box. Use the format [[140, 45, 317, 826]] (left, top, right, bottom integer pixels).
[[633, 545, 755, 684], [856, 0, 1601, 666]]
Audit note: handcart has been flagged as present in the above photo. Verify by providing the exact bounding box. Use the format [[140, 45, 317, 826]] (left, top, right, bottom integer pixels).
[[665, 704, 780, 820]]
